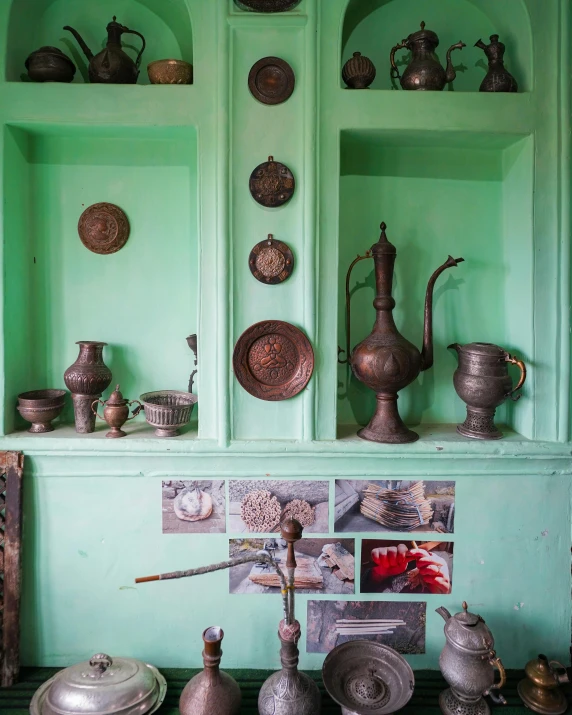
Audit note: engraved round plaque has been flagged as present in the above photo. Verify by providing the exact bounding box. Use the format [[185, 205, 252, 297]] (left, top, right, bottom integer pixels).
[[249, 156, 295, 208], [249, 235, 294, 284], [248, 57, 295, 105], [234, 0, 302, 12], [78, 203, 130, 255], [233, 321, 314, 401]]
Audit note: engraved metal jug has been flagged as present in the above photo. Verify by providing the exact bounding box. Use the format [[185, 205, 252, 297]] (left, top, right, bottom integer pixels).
[[449, 342, 526, 439], [390, 22, 465, 90], [339, 222, 464, 444], [436, 602, 506, 715], [64, 16, 146, 84]]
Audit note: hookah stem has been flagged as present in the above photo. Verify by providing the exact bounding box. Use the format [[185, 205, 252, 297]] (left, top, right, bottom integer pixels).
[[135, 553, 289, 623]]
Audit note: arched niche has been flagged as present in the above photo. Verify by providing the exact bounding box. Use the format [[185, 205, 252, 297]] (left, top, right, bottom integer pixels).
[[6, 0, 193, 83], [342, 0, 532, 92]]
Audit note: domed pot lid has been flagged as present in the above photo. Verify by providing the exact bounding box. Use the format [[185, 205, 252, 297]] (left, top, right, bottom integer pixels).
[[30, 653, 167, 715], [442, 602, 495, 655]]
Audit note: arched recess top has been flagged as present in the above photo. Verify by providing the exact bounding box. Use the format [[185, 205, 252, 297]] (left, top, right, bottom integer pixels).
[[5, 0, 193, 82], [341, 0, 532, 91]]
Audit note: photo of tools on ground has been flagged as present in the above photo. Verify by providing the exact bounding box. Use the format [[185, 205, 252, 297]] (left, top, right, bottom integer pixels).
[[228, 538, 355, 595], [335, 479, 456, 533], [162, 480, 226, 534], [306, 600, 426, 654], [361, 539, 454, 595], [229, 479, 329, 533]]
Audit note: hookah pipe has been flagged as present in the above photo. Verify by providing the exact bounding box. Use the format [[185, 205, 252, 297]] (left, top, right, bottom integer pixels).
[[135, 517, 302, 627]]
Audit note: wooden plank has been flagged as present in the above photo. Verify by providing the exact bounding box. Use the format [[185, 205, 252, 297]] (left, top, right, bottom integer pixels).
[[1, 452, 24, 687], [322, 543, 355, 580]]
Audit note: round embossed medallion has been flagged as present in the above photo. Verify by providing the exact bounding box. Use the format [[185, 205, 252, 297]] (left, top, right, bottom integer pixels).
[[233, 320, 314, 401], [78, 203, 130, 255], [249, 235, 294, 284], [234, 0, 301, 11], [248, 57, 295, 105], [249, 156, 295, 208]]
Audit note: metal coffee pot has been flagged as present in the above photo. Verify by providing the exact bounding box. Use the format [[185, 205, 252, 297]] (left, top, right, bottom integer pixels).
[[436, 602, 506, 715], [64, 16, 146, 84], [390, 22, 465, 90], [449, 342, 526, 440]]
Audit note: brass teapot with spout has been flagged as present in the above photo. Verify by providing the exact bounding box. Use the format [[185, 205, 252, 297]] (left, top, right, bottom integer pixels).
[[339, 222, 463, 444], [64, 16, 146, 84], [390, 22, 465, 90]]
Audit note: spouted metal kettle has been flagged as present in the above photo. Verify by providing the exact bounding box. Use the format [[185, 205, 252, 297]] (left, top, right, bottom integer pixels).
[[64, 17, 146, 84]]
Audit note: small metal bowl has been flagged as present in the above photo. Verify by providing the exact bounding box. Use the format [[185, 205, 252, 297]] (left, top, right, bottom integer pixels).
[[322, 641, 415, 715], [147, 59, 193, 85], [17, 389, 66, 433], [140, 390, 197, 438]]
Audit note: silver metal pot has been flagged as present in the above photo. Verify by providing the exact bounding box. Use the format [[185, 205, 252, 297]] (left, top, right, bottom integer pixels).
[[29, 653, 166, 715]]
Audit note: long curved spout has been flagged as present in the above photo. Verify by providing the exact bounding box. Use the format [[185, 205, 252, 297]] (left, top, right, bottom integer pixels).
[[63, 26, 94, 61], [420, 256, 464, 371]]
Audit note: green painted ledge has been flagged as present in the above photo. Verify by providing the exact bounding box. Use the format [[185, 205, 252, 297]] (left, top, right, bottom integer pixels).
[[1, 667, 561, 714]]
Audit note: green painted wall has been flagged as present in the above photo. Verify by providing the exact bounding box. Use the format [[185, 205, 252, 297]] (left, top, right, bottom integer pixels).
[[0, 0, 568, 675]]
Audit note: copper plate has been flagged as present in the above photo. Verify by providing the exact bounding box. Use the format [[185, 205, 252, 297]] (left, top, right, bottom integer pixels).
[[233, 321, 314, 401], [248, 56, 295, 105], [249, 234, 294, 284], [78, 202, 130, 255], [249, 156, 295, 208], [234, 0, 301, 11]]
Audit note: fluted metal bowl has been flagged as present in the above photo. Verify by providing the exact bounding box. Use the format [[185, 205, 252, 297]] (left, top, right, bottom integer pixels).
[[17, 389, 66, 433], [147, 60, 193, 85], [322, 641, 415, 715], [140, 390, 197, 438]]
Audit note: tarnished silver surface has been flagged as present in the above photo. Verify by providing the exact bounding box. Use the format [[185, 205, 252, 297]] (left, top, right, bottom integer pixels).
[[140, 390, 197, 438], [29, 654, 166, 715], [322, 640, 414, 715]]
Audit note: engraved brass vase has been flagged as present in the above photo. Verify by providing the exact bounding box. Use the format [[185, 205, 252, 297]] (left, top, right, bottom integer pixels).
[[518, 655, 569, 715], [340, 222, 463, 444]]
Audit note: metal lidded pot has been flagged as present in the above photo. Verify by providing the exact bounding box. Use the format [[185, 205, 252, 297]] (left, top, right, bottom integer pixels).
[[30, 653, 167, 715]]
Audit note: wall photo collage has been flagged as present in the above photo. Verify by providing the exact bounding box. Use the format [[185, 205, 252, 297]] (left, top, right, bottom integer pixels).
[[160, 477, 456, 655]]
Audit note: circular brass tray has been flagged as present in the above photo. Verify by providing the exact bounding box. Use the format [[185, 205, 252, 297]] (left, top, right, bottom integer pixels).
[[248, 56, 295, 105], [249, 156, 295, 208], [78, 202, 130, 255], [233, 320, 313, 401], [249, 235, 294, 284], [235, 0, 301, 12]]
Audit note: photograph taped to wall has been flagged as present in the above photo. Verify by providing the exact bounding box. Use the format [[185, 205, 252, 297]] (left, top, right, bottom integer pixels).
[[228, 538, 354, 595], [162, 480, 226, 534], [335, 479, 455, 533], [306, 600, 426, 654], [361, 539, 453, 595], [229, 479, 329, 533]]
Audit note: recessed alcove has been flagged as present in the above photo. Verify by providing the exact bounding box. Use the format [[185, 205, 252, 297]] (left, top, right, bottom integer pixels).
[[3, 123, 199, 435], [341, 0, 532, 92], [337, 129, 534, 439], [5, 0, 193, 83]]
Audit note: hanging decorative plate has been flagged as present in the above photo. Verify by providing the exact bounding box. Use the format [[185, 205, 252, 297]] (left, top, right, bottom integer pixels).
[[234, 0, 302, 12], [249, 235, 294, 284], [233, 320, 314, 401], [248, 56, 295, 105], [78, 203, 130, 255], [249, 156, 295, 208]]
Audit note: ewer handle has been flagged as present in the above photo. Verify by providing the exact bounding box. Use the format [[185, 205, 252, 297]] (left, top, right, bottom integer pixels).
[[504, 353, 527, 401]]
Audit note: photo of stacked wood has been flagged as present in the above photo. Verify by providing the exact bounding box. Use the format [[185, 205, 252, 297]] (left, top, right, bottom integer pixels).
[[360, 481, 433, 531]]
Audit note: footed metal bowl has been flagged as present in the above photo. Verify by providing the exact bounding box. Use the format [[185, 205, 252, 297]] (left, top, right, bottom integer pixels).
[[322, 641, 415, 715], [147, 59, 193, 84], [140, 390, 197, 437], [17, 389, 66, 433]]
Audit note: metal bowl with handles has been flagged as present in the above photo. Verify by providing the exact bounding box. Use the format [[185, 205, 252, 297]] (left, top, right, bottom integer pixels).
[[29, 653, 167, 715], [322, 641, 415, 715]]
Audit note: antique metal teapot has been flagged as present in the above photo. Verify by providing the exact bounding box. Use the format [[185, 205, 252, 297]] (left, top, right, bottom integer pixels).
[[475, 35, 518, 93], [92, 385, 142, 439], [390, 22, 465, 90], [518, 654, 569, 715], [339, 222, 463, 444], [436, 602, 506, 715], [449, 342, 526, 440], [64, 17, 146, 84]]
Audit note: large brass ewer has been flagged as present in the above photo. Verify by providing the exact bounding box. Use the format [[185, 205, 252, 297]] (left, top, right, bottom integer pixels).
[[339, 222, 464, 444]]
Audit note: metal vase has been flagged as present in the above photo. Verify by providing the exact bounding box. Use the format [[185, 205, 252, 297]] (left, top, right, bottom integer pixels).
[[64, 342, 112, 433]]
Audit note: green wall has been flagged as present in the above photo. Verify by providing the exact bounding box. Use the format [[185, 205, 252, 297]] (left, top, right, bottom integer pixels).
[[0, 0, 568, 675]]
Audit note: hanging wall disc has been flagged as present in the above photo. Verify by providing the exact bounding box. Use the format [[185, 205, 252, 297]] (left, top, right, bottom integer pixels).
[[249, 156, 295, 208], [249, 235, 294, 284]]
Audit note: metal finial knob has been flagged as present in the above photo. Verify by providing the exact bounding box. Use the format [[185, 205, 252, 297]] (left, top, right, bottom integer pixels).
[[462, 601, 468, 611], [420, 21, 426, 30]]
